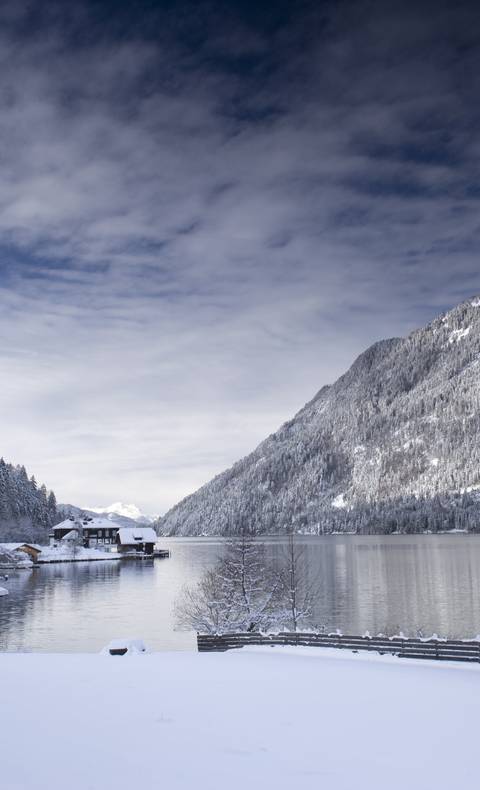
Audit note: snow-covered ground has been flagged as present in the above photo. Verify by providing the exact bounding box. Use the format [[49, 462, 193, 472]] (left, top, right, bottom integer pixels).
[[1, 647, 478, 790], [36, 545, 120, 563], [0, 542, 120, 564]]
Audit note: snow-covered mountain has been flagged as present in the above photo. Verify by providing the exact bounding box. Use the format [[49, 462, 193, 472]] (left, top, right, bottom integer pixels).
[[156, 296, 480, 536], [59, 502, 156, 528], [83, 502, 156, 525]]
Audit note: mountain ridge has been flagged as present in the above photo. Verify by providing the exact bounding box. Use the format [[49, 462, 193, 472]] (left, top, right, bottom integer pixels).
[[58, 502, 156, 528], [156, 296, 480, 536]]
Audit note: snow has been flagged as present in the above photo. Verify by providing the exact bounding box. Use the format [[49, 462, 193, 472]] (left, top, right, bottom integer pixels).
[[448, 326, 471, 343], [87, 502, 157, 523], [403, 437, 423, 450], [430, 457, 439, 467], [0, 544, 34, 568], [116, 526, 157, 544], [331, 493, 347, 509], [1, 541, 120, 568], [60, 529, 79, 541], [0, 542, 41, 551], [461, 483, 480, 493], [471, 299, 480, 307], [0, 585, 8, 596], [0, 647, 478, 790], [37, 545, 120, 563], [101, 638, 148, 655], [55, 515, 117, 531]]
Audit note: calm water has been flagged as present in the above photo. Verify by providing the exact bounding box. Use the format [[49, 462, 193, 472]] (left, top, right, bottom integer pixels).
[[1, 535, 480, 652]]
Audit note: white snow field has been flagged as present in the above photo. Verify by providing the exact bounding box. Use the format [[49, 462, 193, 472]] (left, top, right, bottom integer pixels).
[[1, 647, 478, 790]]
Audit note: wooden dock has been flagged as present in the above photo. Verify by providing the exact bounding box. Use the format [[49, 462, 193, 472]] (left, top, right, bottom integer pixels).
[[153, 548, 170, 558], [197, 631, 480, 663]]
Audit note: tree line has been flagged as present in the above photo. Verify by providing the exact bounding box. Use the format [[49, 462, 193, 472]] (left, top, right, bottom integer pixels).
[[0, 457, 59, 542]]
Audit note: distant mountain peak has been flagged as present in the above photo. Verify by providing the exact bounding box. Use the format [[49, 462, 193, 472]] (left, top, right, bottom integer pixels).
[[81, 502, 157, 525]]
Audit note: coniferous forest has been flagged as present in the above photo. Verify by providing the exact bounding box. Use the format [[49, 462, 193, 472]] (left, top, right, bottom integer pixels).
[[0, 458, 58, 542]]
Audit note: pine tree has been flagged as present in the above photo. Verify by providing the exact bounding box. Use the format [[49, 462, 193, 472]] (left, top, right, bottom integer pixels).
[[0, 459, 58, 542]]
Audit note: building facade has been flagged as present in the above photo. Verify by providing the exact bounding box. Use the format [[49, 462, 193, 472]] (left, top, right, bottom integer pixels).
[[50, 516, 120, 548]]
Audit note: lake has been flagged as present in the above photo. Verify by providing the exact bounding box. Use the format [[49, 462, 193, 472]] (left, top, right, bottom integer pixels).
[[1, 534, 480, 652]]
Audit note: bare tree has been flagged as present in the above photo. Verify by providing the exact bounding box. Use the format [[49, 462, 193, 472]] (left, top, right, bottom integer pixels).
[[175, 568, 235, 634], [277, 530, 319, 631]]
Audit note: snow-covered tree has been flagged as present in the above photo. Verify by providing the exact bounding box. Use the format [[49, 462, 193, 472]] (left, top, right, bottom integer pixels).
[[0, 458, 59, 542], [175, 532, 281, 634]]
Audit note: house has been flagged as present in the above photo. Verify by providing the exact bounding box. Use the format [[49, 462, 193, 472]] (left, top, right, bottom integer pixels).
[[14, 544, 42, 563], [60, 530, 81, 547], [116, 527, 157, 556], [0, 543, 42, 564], [50, 516, 120, 548]]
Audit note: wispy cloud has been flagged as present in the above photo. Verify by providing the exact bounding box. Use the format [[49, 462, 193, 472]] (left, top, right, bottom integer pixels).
[[0, 0, 479, 511]]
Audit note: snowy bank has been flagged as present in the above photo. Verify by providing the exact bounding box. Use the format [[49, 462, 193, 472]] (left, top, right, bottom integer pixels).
[[1, 647, 478, 790], [36, 545, 121, 563]]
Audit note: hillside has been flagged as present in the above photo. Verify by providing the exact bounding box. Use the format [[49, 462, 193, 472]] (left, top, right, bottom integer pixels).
[[157, 296, 480, 536], [0, 459, 58, 543]]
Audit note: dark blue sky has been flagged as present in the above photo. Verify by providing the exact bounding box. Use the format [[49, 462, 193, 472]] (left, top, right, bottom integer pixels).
[[0, 0, 479, 511]]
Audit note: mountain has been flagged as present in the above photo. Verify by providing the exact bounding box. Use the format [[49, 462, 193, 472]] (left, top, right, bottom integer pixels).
[[59, 502, 157, 527], [0, 459, 59, 542], [156, 296, 480, 536], [88, 502, 157, 524]]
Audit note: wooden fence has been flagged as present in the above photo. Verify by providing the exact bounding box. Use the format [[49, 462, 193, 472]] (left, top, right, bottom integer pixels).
[[197, 631, 480, 663]]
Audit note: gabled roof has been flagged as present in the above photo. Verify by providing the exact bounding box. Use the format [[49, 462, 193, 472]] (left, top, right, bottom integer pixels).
[[54, 517, 117, 531], [61, 530, 79, 541], [116, 527, 157, 545], [0, 542, 42, 552]]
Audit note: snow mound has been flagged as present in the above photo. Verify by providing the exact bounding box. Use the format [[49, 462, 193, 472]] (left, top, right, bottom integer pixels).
[[102, 639, 148, 656]]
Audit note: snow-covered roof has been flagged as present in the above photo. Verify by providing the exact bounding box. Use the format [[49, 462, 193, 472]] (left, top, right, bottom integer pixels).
[[0, 543, 42, 552], [116, 527, 157, 545], [61, 530, 79, 541], [54, 517, 118, 531]]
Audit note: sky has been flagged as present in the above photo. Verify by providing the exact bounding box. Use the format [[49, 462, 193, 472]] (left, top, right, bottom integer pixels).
[[0, 0, 479, 514]]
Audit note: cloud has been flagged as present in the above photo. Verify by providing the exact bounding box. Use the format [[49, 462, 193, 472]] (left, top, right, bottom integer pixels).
[[0, 0, 479, 511]]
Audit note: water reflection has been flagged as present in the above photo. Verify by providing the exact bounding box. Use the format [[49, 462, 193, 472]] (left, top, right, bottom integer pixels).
[[1, 535, 480, 652]]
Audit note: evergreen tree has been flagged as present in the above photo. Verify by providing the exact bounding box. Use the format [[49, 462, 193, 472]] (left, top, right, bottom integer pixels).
[[0, 459, 59, 542]]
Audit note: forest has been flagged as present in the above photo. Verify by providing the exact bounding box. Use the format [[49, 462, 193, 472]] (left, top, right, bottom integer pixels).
[[0, 457, 58, 542]]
